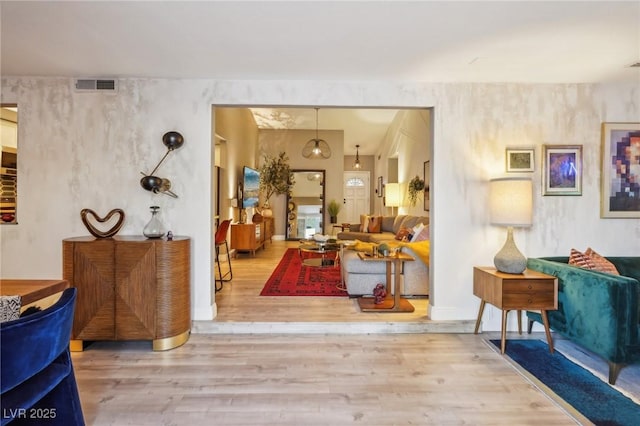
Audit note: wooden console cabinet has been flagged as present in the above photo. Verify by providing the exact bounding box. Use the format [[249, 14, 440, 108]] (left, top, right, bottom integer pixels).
[[230, 222, 264, 255], [62, 236, 191, 351]]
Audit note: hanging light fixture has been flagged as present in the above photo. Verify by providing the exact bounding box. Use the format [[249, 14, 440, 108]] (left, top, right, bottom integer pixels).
[[354, 144, 361, 169], [302, 108, 331, 159]]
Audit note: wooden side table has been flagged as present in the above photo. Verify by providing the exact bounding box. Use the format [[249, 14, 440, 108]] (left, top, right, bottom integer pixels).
[[473, 266, 557, 354], [356, 252, 415, 313]]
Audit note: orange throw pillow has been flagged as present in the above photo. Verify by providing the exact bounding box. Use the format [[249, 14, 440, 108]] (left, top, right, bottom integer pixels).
[[395, 227, 411, 241], [568, 248, 596, 269], [585, 248, 620, 275], [367, 216, 382, 233], [568, 248, 620, 275]]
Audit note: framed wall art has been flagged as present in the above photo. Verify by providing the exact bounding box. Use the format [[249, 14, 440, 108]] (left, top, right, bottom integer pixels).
[[423, 160, 430, 211], [601, 122, 640, 218], [376, 176, 383, 198], [542, 145, 582, 196], [506, 147, 534, 172]]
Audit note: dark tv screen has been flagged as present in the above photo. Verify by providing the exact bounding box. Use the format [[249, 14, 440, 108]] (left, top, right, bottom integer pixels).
[[242, 166, 260, 209]]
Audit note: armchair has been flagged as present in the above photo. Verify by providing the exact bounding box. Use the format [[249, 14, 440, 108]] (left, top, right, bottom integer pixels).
[[1, 288, 85, 425]]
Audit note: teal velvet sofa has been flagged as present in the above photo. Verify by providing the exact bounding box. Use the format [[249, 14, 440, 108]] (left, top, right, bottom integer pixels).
[[526, 257, 640, 385]]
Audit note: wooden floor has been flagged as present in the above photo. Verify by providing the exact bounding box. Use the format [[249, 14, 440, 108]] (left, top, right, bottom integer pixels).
[[72, 333, 579, 425], [212, 240, 432, 323], [70, 240, 584, 424]]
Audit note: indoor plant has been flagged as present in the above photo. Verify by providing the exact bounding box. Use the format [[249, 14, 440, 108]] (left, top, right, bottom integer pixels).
[[407, 175, 425, 207], [259, 152, 293, 215], [327, 199, 341, 223]]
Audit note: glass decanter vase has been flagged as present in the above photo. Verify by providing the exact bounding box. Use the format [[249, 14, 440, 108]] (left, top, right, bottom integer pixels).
[[143, 205, 166, 238]]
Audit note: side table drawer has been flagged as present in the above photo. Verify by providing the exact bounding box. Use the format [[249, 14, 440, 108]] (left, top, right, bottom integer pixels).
[[503, 292, 555, 309], [504, 280, 555, 292]]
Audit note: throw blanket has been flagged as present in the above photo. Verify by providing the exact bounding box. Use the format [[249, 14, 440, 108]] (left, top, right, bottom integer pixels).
[[399, 240, 430, 266], [349, 240, 430, 266]]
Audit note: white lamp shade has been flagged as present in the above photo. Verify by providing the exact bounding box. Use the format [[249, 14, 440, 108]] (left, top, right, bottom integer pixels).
[[385, 183, 400, 207], [489, 178, 533, 227]]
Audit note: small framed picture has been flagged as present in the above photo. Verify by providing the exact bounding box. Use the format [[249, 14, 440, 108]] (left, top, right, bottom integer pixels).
[[376, 176, 383, 198], [601, 122, 640, 218], [542, 145, 582, 196], [423, 161, 430, 211], [506, 148, 535, 172]]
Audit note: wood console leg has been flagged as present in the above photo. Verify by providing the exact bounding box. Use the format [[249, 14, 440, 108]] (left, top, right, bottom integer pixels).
[[501, 310, 508, 354], [474, 300, 486, 334], [70, 340, 84, 352], [540, 310, 554, 353], [517, 309, 522, 335]]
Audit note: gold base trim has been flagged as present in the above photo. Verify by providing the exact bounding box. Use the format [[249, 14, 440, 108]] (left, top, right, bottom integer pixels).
[[70, 340, 84, 352], [153, 330, 190, 351]]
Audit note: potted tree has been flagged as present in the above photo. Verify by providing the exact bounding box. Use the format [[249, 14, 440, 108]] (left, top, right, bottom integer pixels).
[[328, 199, 341, 224], [259, 152, 293, 217]]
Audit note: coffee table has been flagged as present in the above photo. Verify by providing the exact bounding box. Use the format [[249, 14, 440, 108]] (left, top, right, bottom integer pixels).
[[298, 241, 341, 267]]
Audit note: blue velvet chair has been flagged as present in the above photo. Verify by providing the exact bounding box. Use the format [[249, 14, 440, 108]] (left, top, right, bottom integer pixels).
[[1, 288, 85, 425]]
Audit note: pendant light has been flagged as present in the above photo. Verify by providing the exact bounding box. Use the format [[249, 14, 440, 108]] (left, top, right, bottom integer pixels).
[[302, 108, 331, 159], [354, 144, 361, 169]]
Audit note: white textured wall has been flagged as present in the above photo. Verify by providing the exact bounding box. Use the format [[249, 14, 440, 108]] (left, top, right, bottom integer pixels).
[[1, 78, 638, 330]]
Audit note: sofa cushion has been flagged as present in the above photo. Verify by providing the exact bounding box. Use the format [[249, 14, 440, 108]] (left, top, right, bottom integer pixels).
[[359, 214, 369, 232], [607, 257, 640, 282], [400, 216, 422, 230], [381, 216, 395, 233], [392, 215, 408, 234], [369, 232, 397, 243]]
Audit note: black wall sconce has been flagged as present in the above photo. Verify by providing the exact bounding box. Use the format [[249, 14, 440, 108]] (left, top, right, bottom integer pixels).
[[140, 131, 184, 198]]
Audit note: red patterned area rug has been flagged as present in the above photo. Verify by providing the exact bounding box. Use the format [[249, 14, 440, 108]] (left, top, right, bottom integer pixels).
[[259, 248, 347, 297]]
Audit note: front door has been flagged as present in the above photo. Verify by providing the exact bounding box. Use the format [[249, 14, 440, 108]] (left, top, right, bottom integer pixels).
[[343, 171, 370, 224]]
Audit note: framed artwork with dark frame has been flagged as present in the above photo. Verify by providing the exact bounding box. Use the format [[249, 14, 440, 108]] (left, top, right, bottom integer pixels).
[[376, 176, 383, 198], [600, 122, 640, 218], [542, 145, 582, 196], [506, 147, 535, 172], [423, 161, 430, 211]]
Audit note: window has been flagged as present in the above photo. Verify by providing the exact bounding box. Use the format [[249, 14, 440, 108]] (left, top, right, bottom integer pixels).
[[346, 177, 365, 187]]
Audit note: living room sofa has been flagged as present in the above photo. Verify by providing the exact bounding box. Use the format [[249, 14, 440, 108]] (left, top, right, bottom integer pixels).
[[338, 215, 430, 297], [341, 246, 429, 297], [526, 256, 640, 385], [337, 215, 428, 243]]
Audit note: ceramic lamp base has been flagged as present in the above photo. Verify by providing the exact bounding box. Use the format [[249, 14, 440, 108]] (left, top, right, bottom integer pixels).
[[494, 227, 527, 274]]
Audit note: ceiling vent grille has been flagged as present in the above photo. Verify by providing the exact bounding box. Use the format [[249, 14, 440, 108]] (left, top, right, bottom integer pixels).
[[73, 78, 118, 93]]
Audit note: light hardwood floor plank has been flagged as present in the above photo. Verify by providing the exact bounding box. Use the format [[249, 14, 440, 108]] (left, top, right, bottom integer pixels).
[[72, 333, 578, 425], [71, 241, 580, 424], [212, 240, 442, 328]]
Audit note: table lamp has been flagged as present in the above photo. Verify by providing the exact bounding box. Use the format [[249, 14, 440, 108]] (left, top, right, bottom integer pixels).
[[385, 183, 400, 215], [489, 177, 532, 274]]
